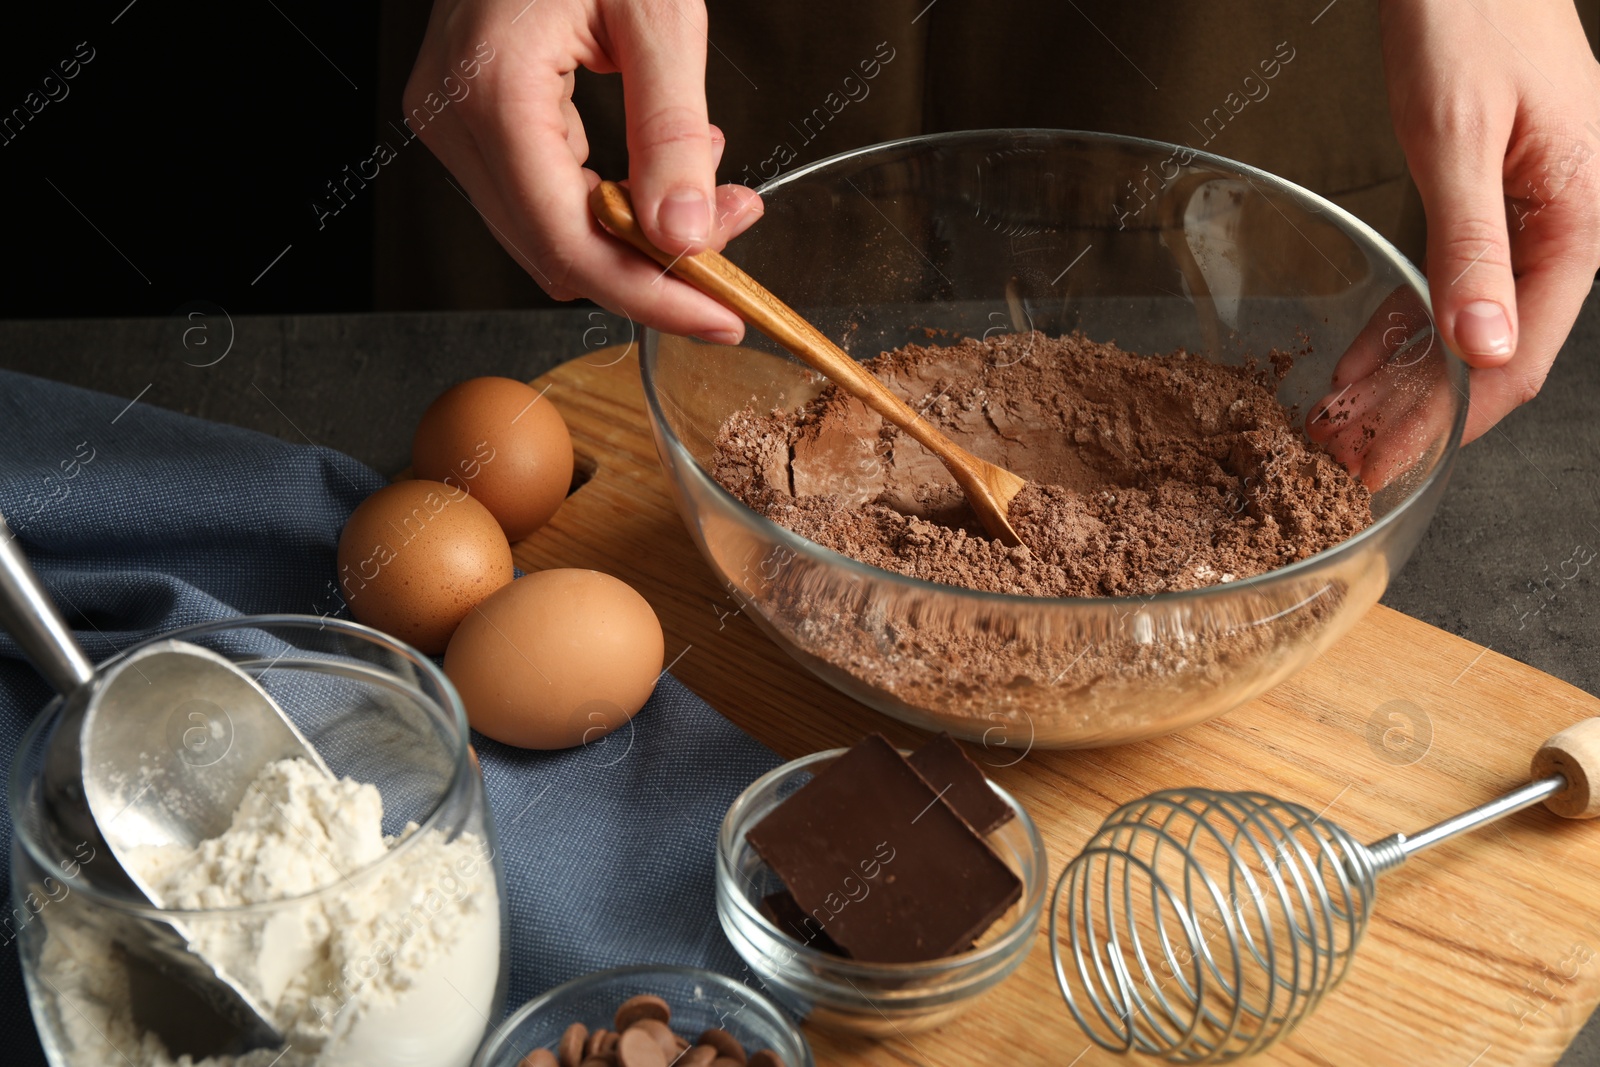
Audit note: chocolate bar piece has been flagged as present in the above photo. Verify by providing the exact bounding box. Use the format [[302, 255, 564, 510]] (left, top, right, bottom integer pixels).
[[759, 891, 847, 956], [908, 732, 1015, 837], [745, 733, 1022, 963]]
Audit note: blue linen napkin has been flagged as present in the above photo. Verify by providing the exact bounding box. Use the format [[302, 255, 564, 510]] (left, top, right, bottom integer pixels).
[[0, 368, 781, 1064]]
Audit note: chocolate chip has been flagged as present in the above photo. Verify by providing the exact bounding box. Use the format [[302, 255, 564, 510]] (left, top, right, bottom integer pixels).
[[616, 1028, 666, 1067], [697, 1029, 746, 1063], [630, 1017, 679, 1059], [708, 1059, 744, 1067], [585, 1029, 612, 1059], [614, 993, 672, 1032], [519, 1050, 559, 1067], [747, 1052, 787, 1067], [559, 1022, 590, 1067], [679, 1047, 719, 1067]]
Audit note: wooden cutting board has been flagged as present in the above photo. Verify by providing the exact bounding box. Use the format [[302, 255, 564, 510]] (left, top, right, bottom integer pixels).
[[511, 346, 1600, 1067]]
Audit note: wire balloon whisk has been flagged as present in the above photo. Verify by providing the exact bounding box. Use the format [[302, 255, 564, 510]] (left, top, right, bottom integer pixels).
[[1051, 717, 1600, 1063]]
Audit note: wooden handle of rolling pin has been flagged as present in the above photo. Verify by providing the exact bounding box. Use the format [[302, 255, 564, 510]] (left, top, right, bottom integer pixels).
[[1532, 717, 1600, 818]]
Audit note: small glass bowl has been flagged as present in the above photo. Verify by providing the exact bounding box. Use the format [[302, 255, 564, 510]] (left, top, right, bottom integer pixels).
[[716, 749, 1047, 1035], [11, 615, 507, 1067], [473, 965, 814, 1067]]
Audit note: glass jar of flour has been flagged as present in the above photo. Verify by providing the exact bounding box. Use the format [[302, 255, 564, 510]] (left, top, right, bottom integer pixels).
[[9, 616, 508, 1066]]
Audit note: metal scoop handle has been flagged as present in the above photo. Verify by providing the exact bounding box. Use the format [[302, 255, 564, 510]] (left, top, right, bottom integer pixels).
[[1, 508, 289, 1052], [0, 512, 94, 694]]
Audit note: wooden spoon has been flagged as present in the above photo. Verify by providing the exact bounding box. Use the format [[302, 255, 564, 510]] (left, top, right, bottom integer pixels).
[[589, 180, 1027, 547]]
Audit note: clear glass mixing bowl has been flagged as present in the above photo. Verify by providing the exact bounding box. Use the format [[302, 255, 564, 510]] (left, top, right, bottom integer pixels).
[[10, 615, 507, 1066], [642, 129, 1466, 748]]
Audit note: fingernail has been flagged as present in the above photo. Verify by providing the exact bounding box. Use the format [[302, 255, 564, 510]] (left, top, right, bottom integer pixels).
[[696, 329, 741, 346], [1455, 300, 1513, 358], [658, 189, 710, 246], [716, 195, 763, 227]]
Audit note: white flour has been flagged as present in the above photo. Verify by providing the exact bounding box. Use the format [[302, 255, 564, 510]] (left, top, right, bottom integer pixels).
[[30, 758, 501, 1066]]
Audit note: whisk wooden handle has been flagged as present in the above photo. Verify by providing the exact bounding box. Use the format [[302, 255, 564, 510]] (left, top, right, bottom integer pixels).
[[1532, 717, 1600, 819]]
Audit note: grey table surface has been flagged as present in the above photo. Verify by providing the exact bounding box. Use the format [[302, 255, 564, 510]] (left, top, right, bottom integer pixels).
[[1, 295, 1597, 1064]]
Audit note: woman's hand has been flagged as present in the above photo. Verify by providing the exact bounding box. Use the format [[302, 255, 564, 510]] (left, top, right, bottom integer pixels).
[[405, 0, 763, 341], [1381, 0, 1600, 442]]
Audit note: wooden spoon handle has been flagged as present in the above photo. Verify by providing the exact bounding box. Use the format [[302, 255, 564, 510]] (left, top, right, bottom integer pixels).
[[589, 181, 965, 468]]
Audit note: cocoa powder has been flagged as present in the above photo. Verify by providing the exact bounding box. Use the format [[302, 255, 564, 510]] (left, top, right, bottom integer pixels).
[[711, 332, 1371, 597]]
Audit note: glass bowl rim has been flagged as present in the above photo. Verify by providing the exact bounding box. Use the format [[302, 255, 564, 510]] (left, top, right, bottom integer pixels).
[[640, 126, 1468, 610], [717, 746, 1049, 978], [472, 962, 814, 1067], [7, 613, 482, 919]]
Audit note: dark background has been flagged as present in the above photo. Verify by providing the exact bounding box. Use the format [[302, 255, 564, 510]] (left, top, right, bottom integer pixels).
[[0, 0, 381, 318]]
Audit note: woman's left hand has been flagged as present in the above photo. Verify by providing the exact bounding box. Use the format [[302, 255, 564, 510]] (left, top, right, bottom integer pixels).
[[1381, 0, 1600, 442]]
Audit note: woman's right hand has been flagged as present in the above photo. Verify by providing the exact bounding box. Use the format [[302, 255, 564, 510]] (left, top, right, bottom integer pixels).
[[405, 0, 764, 342]]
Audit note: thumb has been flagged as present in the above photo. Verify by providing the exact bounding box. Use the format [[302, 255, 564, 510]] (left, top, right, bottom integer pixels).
[[610, 1, 717, 256], [1413, 128, 1519, 367]]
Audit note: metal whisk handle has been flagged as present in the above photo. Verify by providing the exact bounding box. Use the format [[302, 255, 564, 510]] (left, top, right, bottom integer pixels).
[[1365, 774, 1568, 875], [1366, 717, 1600, 873]]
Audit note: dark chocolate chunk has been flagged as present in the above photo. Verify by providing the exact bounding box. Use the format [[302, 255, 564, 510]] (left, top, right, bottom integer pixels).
[[745, 733, 1022, 963], [908, 732, 1015, 837], [758, 891, 847, 955]]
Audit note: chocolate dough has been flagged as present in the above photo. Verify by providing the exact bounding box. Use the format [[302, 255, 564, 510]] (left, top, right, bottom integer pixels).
[[711, 332, 1371, 597]]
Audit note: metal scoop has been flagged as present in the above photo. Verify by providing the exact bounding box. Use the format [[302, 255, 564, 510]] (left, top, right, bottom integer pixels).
[[1, 511, 330, 1053]]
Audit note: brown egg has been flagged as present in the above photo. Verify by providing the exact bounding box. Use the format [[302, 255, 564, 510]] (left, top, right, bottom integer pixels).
[[444, 569, 664, 749], [337, 480, 513, 654], [412, 377, 575, 542]]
